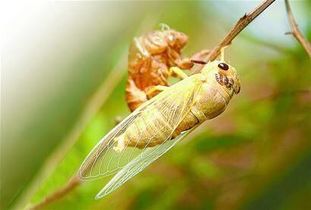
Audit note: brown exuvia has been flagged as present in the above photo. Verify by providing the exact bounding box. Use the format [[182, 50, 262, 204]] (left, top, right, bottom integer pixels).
[[126, 27, 209, 111]]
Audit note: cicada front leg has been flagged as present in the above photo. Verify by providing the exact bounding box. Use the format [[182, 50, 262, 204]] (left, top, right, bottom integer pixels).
[[189, 49, 210, 69], [146, 66, 190, 99], [168, 66, 189, 79], [175, 49, 210, 71], [145, 85, 169, 99], [175, 57, 193, 69], [219, 45, 231, 61]]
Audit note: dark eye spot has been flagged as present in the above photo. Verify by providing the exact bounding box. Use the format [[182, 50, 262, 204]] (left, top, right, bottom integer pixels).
[[218, 63, 229, 71]]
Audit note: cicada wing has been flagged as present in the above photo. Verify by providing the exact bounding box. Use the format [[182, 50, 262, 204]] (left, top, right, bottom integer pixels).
[[78, 76, 202, 183], [78, 110, 142, 179], [95, 128, 194, 199]]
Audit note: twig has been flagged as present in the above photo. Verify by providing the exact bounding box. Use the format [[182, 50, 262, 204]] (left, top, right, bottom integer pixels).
[[193, 0, 276, 73], [29, 176, 80, 210], [284, 0, 311, 57]]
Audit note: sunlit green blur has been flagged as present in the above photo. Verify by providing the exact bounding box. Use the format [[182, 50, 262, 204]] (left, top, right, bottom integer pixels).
[[1, 1, 310, 210]]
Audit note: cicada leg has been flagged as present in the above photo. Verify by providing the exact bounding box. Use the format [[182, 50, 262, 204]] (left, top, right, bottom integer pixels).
[[177, 49, 210, 72], [220, 45, 230, 61], [145, 85, 168, 99], [168, 66, 188, 79], [146, 66, 188, 99], [175, 57, 193, 69]]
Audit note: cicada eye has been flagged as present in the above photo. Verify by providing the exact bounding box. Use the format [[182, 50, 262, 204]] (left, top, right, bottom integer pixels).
[[218, 63, 229, 71]]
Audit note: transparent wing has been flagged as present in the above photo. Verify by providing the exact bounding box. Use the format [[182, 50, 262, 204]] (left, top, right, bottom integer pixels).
[[95, 128, 195, 199], [78, 76, 202, 190]]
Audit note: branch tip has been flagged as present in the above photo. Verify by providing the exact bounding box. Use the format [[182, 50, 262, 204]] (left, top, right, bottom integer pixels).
[[284, 0, 311, 57], [192, 0, 276, 73]]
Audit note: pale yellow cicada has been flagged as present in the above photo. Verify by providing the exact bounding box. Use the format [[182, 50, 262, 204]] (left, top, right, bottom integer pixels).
[[78, 60, 240, 199]]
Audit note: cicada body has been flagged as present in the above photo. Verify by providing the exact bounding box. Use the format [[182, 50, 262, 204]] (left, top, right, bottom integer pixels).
[[79, 60, 240, 199], [126, 27, 209, 111]]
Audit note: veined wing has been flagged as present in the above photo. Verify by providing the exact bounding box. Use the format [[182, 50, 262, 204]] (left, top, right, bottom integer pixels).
[[95, 127, 195, 199], [78, 75, 202, 195]]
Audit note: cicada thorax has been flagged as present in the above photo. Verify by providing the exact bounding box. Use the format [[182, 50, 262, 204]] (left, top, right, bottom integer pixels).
[[126, 28, 208, 112]]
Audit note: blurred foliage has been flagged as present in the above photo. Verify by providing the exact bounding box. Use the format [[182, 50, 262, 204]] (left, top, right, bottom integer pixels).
[[2, 1, 311, 210]]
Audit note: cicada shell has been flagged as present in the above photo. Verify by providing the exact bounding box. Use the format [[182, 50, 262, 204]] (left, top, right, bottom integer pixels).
[[126, 27, 210, 111], [79, 60, 240, 199]]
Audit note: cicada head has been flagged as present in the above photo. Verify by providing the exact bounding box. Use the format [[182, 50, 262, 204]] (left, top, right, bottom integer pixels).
[[202, 60, 241, 95], [164, 29, 188, 50]]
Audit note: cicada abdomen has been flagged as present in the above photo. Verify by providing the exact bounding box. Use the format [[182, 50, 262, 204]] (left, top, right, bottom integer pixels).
[[126, 27, 209, 111]]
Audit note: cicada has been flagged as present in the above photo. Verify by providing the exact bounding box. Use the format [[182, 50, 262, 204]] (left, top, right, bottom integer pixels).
[[126, 26, 209, 111], [78, 60, 240, 199]]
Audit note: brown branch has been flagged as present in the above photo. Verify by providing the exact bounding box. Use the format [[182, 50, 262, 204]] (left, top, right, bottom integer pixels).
[[285, 0, 311, 57], [193, 0, 276, 73], [29, 176, 80, 210]]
